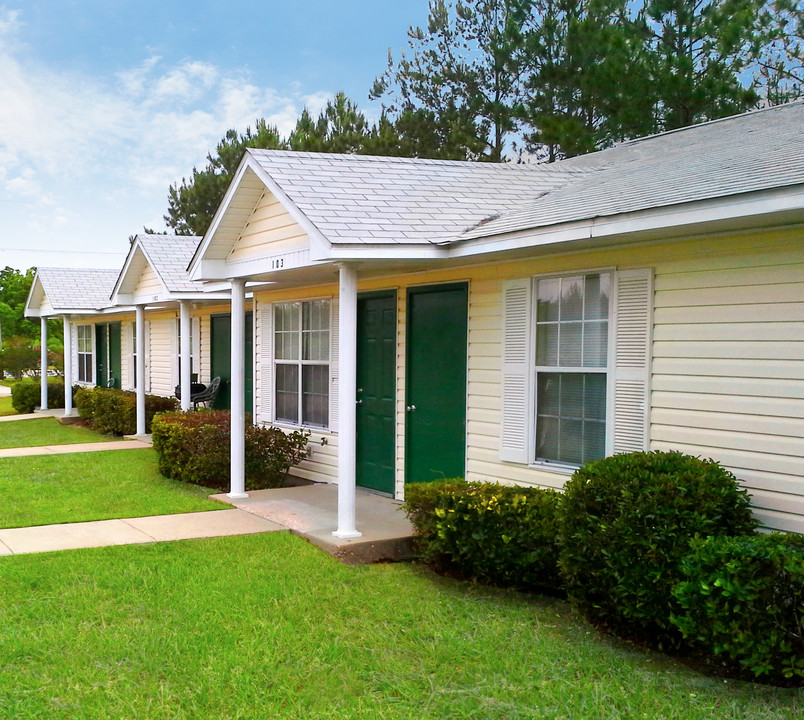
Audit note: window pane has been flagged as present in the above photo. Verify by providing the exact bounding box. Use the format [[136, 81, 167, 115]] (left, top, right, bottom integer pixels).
[[275, 364, 299, 424], [536, 372, 606, 465], [302, 365, 329, 427], [302, 300, 329, 362], [537, 278, 560, 322], [275, 303, 300, 360], [559, 322, 582, 366], [535, 324, 558, 366], [584, 274, 610, 320], [583, 321, 608, 367], [560, 277, 584, 321]]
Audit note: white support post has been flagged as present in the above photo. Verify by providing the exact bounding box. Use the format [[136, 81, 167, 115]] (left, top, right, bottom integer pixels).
[[135, 305, 146, 436], [179, 300, 192, 412], [228, 278, 248, 499], [40, 317, 48, 410], [63, 315, 73, 416], [333, 264, 361, 538]]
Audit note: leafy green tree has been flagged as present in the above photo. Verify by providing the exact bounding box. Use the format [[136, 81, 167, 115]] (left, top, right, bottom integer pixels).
[[751, 0, 803, 104], [641, 0, 764, 128], [165, 120, 286, 236], [519, 0, 655, 160], [372, 0, 530, 161]]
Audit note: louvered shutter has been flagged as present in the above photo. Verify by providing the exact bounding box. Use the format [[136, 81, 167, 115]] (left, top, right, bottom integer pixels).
[[611, 268, 653, 454], [170, 317, 179, 388], [144, 320, 151, 393], [192, 316, 201, 379], [329, 298, 339, 431], [258, 302, 273, 425], [500, 279, 532, 463]]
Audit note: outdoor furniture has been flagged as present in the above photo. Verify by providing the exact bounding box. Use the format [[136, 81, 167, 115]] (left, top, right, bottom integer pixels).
[[190, 376, 221, 410], [174, 382, 207, 400]]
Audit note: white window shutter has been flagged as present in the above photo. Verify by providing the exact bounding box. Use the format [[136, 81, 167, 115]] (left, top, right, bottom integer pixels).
[[500, 279, 532, 463], [329, 298, 339, 431], [612, 268, 653, 454], [144, 320, 151, 393], [259, 302, 273, 424], [171, 317, 179, 388], [192, 316, 201, 376]]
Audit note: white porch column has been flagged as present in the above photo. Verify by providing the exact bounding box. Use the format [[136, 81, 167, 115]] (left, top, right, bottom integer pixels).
[[40, 317, 48, 410], [179, 300, 192, 412], [62, 315, 73, 416], [135, 304, 146, 436], [228, 278, 248, 499], [333, 264, 361, 538]]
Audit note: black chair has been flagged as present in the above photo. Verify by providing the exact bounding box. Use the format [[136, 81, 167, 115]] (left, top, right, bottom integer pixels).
[[191, 376, 221, 410]]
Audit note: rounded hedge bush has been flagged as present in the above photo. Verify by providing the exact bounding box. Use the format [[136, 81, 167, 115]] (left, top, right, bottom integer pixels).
[[559, 450, 756, 648], [11, 379, 66, 414], [672, 533, 804, 684]]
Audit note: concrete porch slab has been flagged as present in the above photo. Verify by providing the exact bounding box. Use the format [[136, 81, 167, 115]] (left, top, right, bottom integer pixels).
[[211, 484, 415, 564]]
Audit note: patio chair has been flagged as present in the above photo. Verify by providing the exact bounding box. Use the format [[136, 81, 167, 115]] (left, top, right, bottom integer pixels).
[[191, 376, 221, 410]]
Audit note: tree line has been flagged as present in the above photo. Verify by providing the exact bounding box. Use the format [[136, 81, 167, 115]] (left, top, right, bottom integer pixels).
[[160, 0, 802, 236]]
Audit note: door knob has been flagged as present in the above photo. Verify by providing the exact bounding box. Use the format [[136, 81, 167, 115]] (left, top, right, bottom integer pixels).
[[406, 404, 416, 412], [356, 399, 363, 405]]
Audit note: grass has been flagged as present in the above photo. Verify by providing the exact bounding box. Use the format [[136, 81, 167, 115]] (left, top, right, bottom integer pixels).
[[0, 396, 15, 417], [0, 449, 221, 528], [0, 533, 799, 719], [0, 417, 115, 449]]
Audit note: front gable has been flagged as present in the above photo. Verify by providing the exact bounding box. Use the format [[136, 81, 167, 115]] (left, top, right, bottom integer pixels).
[[113, 245, 169, 305], [24, 275, 53, 317]]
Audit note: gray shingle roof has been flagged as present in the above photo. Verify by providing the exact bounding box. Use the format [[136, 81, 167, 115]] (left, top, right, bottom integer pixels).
[[248, 150, 580, 245], [461, 101, 804, 241], [245, 102, 803, 247], [135, 234, 202, 292], [36, 268, 120, 310]]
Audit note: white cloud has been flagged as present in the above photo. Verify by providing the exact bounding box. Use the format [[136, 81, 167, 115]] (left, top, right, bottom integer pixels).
[[0, 9, 334, 264]]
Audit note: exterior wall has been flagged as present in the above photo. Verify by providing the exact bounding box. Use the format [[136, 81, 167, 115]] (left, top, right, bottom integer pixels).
[[133, 265, 163, 301], [146, 312, 175, 397], [228, 191, 309, 263], [251, 227, 804, 532]]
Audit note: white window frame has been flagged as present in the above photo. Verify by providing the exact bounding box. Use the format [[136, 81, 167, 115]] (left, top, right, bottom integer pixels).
[[273, 299, 331, 430], [174, 316, 197, 385], [131, 322, 138, 390], [76, 324, 95, 385], [500, 267, 652, 470], [530, 271, 615, 471]]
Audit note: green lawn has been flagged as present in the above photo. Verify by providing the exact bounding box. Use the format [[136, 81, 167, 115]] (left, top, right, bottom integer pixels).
[[0, 396, 15, 417], [0, 417, 114, 449], [0, 449, 222, 528], [0, 533, 799, 719]]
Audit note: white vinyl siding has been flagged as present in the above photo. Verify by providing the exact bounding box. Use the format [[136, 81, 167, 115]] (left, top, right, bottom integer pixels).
[[147, 316, 174, 397], [228, 191, 310, 263]]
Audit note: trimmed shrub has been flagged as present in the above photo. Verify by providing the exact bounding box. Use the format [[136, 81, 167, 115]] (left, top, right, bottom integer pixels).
[[74, 387, 177, 435], [672, 533, 804, 684], [10, 379, 66, 414], [404, 479, 563, 593], [151, 410, 309, 491], [559, 450, 756, 648]]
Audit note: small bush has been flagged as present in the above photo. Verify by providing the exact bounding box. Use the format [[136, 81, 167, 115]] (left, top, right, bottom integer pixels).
[[152, 410, 309, 491], [559, 450, 756, 648], [74, 387, 176, 435], [10, 379, 66, 414], [672, 533, 804, 684], [404, 479, 563, 593]]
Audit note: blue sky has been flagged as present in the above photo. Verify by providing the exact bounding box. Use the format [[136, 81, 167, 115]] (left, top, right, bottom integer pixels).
[[0, 1, 431, 271]]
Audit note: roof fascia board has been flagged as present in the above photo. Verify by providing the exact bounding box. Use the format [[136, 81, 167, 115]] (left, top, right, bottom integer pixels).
[[449, 185, 804, 258], [244, 155, 332, 262], [23, 272, 44, 317], [327, 244, 448, 261], [111, 237, 144, 302], [188, 159, 254, 278]]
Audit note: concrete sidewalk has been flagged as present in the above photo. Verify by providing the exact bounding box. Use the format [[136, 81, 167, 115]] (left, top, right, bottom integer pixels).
[[0, 408, 78, 423], [0, 439, 152, 458], [0, 509, 285, 556]]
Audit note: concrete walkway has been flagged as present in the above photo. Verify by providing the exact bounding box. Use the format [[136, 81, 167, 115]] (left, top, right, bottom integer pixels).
[[0, 439, 152, 458], [0, 509, 285, 556]]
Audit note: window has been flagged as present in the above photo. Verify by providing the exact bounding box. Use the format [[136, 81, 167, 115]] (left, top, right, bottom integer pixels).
[[77, 325, 93, 383], [274, 300, 330, 427], [500, 269, 652, 468], [534, 273, 609, 465], [132, 323, 137, 388]]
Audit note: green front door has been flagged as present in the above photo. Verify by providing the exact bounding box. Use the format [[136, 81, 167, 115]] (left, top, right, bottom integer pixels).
[[356, 292, 396, 494], [95, 324, 107, 386], [405, 283, 468, 484], [210, 313, 253, 412], [108, 322, 122, 388]]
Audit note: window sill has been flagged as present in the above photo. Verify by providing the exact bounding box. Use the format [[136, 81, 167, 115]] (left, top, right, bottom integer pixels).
[[528, 461, 578, 476]]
